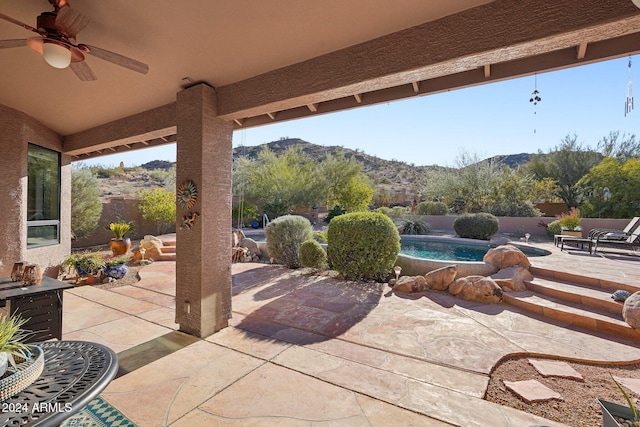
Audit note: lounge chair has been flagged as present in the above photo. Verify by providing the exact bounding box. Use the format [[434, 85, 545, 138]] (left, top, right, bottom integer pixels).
[[588, 217, 640, 241], [592, 229, 640, 254]]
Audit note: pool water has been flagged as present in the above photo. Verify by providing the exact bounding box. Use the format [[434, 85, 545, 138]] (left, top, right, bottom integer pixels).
[[400, 238, 546, 262]]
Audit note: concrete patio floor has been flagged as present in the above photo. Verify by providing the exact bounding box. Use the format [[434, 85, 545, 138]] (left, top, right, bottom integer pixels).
[[61, 239, 640, 426]]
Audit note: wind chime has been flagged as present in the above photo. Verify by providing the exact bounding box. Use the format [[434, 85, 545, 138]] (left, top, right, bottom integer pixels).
[[625, 56, 634, 117], [529, 74, 542, 133]]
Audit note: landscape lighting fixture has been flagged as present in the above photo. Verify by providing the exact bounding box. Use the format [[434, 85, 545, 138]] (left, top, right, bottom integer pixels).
[[42, 40, 72, 69]]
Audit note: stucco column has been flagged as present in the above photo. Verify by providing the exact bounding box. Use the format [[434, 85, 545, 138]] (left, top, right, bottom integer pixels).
[[175, 84, 233, 337]]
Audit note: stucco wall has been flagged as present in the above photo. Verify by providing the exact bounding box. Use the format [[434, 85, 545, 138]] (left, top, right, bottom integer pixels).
[[0, 104, 70, 278], [422, 215, 631, 238]]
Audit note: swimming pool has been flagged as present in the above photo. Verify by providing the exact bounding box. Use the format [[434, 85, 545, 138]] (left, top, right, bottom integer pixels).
[[400, 236, 548, 262]]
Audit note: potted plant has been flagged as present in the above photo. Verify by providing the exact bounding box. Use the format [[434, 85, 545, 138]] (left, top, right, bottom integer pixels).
[[63, 252, 104, 283], [108, 219, 134, 256], [0, 314, 34, 377], [598, 374, 639, 427], [558, 207, 582, 237], [103, 256, 130, 280]]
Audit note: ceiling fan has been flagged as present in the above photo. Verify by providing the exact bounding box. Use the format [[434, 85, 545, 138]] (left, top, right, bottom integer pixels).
[[0, 0, 148, 80]]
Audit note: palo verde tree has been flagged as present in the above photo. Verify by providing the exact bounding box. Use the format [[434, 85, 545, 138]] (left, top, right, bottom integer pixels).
[[523, 134, 602, 208], [319, 152, 374, 212], [70, 165, 103, 240]]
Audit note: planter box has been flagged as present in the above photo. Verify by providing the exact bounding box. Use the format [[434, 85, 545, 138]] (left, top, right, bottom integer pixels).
[[561, 230, 582, 237], [598, 398, 638, 427]]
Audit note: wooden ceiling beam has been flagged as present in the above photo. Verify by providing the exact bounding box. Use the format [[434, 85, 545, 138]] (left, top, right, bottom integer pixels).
[[576, 42, 588, 59]]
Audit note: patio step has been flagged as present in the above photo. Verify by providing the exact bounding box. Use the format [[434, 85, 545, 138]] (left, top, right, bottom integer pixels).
[[157, 244, 176, 261], [530, 266, 640, 294], [525, 277, 623, 316], [503, 289, 640, 341]]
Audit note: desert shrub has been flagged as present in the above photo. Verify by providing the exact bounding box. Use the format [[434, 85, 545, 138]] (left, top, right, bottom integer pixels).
[[415, 201, 448, 216], [71, 167, 102, 240], [324, 205, 346, 224], [327, 212, 400, 281], [488, 201, 542, 217], [545, 219, 562, 238], [266, 215, 313, 268], [557, 207, 582, 231], [400, 215, 431, 235], [262, 201, 289, 220], [299, 240, 327, 269], [391, 206, 409, 215], [375, 206, 392, 216], [453, 213, 499, 240], [313, 230, 328, 243], [91, 165, 125, 179]]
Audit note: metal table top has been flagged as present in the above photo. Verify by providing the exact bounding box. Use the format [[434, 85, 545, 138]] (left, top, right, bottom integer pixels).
[[0, 340, 118, 426]]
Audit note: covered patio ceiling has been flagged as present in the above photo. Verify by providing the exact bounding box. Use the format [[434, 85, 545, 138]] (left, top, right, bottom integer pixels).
[[2, 0, 640, 160]]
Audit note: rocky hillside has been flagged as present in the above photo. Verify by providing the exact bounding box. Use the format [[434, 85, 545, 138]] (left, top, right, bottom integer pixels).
[[96, 138, 534, 200]]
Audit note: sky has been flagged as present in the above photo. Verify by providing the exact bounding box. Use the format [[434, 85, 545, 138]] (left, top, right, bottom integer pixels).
[[80, 56, 639, 168]]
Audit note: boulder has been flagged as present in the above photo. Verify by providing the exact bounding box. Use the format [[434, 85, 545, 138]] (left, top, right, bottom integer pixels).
[[484, 245, 531, 270], [232, 229, 246, 247], [491, 266, 533, 292], [424, 265, 458, 291], [623, 291, 640, 329], [448, 276, 503, 304], [132, 235, 164, 261], [393, 275, 428, 293], [232, 246, 248, 263], [238, 238, 262, 258]]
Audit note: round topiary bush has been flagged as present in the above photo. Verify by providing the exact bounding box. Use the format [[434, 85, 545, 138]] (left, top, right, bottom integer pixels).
[[327, 212, 400, 281], [415, 201, 448, 216], [545, 219, 562, 239], [266, 215, 313, 268], [299, 239, 327, 269], [453, 212, 499, 240]]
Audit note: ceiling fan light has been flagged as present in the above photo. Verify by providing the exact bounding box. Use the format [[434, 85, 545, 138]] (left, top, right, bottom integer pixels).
[[42, 41, 72, 69]]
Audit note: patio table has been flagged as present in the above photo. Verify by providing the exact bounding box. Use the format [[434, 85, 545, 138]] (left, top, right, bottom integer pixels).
[[0, 340, 118, 426]]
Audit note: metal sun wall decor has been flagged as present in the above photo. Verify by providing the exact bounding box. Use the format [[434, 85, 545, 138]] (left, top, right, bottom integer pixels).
[[529, 74, 542, 133], [177, 179, 200, 230], [626, 56, 634, 117]]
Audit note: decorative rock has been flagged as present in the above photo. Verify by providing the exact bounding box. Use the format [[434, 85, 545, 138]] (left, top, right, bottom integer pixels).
[[388, 278, 396, 287], [503, 379, 563, 403], [238, 238, 262, 258], [232, 247, 248, 263], [622, 291, 640, 329], [483, 245, 531, 270], [490, 266, 533, 292], [132, 235, 164, 261], [448, 276, 503, 304], [232, 229, 246, 247], [424, 265, 458, 291], [612, 290, 632, 302], [528, 359, 584, 381], [393, 275, 428, 293]]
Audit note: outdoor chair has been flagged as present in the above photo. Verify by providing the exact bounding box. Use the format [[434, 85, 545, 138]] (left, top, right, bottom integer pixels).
[[587, 216, 640, 241], [592, 229, 640, 254]]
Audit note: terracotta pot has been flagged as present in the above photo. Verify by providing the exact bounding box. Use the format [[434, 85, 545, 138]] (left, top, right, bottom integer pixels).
[[110, 238, 131, 256]]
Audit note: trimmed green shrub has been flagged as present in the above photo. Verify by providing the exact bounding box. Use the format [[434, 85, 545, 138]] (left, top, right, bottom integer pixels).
[[324, 205, 346, 224], [266, 215, 313, 268], [400, 215, 431, 235], [453, 213, 499, 240], [391, 206, 409, 215], [300, 240, 327, 269], [327, 212, 400, 281], [545, 219, 562, 238], [313, 230, 328, 243], [488, 201, 542, 217], [375, 206, 391, 216], [415, 201, 448, 216]]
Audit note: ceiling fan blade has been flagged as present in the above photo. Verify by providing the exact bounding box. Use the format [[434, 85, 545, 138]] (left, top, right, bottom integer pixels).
[[80, 44, 149, 75], [0, 39, 27, 49], [55, 7, 89, 37], [0, 13, 40, 34], [70, 61, 96, 81]]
